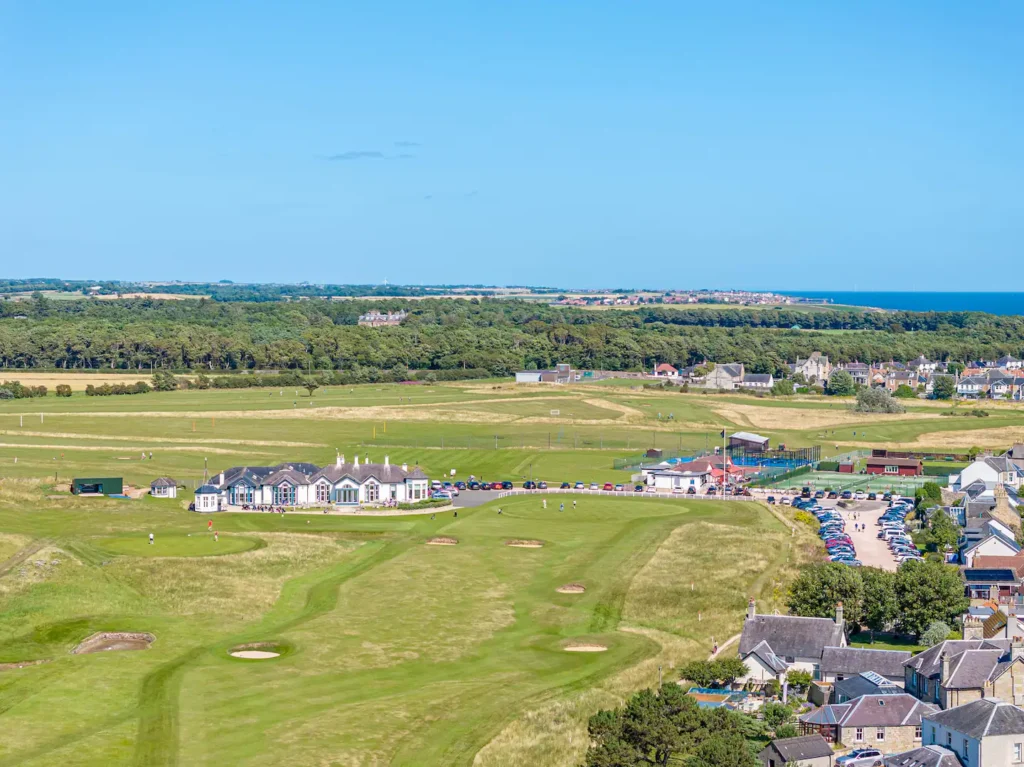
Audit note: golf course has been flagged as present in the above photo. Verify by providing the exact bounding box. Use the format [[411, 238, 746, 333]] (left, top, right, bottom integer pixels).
[[1, 377, 1022, 765]]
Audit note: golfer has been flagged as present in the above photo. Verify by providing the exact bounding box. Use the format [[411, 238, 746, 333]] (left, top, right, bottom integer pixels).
[[149, 533, 154, 545], [573, 500, 576, 509], [559, 503, 564, 512]]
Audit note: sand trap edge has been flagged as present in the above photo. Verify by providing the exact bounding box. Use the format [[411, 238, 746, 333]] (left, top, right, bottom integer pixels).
[[72, 632, 155, 655], [506, 540, 544, 548], [426, 537, 458, 546], [564, 643, 608, 652], [556, 583, 586, 594]]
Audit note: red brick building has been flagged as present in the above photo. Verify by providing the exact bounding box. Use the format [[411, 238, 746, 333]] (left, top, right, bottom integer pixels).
[[865, 456, 923, 477]]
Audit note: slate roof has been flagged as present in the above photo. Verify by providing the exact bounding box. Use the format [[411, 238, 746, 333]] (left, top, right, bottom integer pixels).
[[213, 461, 428, 489], [745, 639, 789, 674], [195, 484, 220, 495], [717, 363, 744, 378], [943, 649, 1006, 689], [762, 734, 834, 762], [821, 646, 912, 679], [985, 456, 1017, 473], [884, 745, 963, 767], [904, 640, 1009, 680], [926, 697, 1024, 738], [741, 374, 773, 384], [833, 673, 903, 702], [311, 462, 427, 484], [833, 693, 937, 727], [150, 477, 177, 488], [739, 614, 844, 660], [801, 703, 851, 726], [970, 555, 1024, 578]]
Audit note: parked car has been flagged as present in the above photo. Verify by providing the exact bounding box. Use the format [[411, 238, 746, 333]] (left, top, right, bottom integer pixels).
[[537, 481, 548, 489], [454, 481, 466, 490], [614, 484, 625, 492], [766, 496, 776, 504], [468, 481, 481, 490], [705, 486, 718, 495], [431, 490, 452, 500], [827, 491, 838, 499], [603, 483, 614, 491], [560, 482, 571, 489], [501, 481, 513, 490], [867, 492, 877, 501], [635, 484, 645, 492], [523, 481, 536, 490], [801, 486, 812, 498], [590, 483, 599, 490], [686, 486, 696, 494], [574, 482, 585, 489], [814, 490, 825, 499]]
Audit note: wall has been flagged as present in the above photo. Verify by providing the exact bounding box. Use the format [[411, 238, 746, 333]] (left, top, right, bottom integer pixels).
[[840, 724, 919, 753]]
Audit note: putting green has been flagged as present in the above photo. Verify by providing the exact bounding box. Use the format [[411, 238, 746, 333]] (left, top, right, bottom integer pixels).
[[93, 532, 262, 557]]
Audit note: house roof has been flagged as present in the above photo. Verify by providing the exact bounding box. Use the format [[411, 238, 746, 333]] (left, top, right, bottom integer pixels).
[[716, 363, 744, 378], [820, 646, 912, 679], [150, 477, 177, 488], [654, 363, 677, 373], [926, 697, 1024, 738], [195, 484, 219, 495], [311, 462, 427, 484], [904, 640, 1009, 679], [744, 639, 789, 674], [833, 673, 903, 701], [943, 649, 1007, 689], [762, 734, 834, 762], [742, 374, 773, 384], [981, 611, 1008, 639], [985, 456, 1017, 473], [834, 693, 938, 728], [970, 555, 1024, 578], [739, 614, 844, 660], [800, 703, 851, 726], [730, 431, 769, 444], [883, 745, 964, 767]]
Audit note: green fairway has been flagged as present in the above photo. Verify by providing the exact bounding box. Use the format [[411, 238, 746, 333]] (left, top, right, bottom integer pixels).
[[0, 481, 806, 767], [93, 533, 263, 558]]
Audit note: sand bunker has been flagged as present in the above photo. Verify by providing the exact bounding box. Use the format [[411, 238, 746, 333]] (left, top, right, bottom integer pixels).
[[506, 540, 544, 548], [564, 643, 607, 652], [228, 642, 284, 660], [556, 583, 586, 594], [426, 537, 459, 546], [72, 632, 155, 655]]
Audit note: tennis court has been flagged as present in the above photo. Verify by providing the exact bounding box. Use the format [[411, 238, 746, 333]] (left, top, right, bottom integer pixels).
[[765, 471, 935, 494]]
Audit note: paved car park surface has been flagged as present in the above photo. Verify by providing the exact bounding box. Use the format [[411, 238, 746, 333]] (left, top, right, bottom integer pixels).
[[828, 500, 898, 571]]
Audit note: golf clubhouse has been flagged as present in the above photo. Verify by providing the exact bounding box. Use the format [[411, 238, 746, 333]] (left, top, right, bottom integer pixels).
[[195, 455, 430, 510]]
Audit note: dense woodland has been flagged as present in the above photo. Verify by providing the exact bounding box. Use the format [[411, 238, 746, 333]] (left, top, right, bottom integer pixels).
[[1, 293, 1022, 375]]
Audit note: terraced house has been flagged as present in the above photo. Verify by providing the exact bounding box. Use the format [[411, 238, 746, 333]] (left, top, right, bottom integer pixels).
[[204, 456, 430, 508], [903, 638, 1024, 709]]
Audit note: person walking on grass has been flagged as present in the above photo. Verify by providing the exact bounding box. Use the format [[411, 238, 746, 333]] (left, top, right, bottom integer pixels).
[[214, 531, 218, 542], [559, 502, 564, 512], [208, 520, 213, 531], [149, 533, 154, 545], [543, 499, 547, 509], [573, 499, 576, 510]]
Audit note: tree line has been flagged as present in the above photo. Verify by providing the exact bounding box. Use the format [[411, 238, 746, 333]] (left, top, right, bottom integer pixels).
[[0, 295, 1022, 376]]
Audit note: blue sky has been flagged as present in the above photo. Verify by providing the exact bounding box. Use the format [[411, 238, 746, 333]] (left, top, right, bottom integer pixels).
[[2, 1, 1022, 290]]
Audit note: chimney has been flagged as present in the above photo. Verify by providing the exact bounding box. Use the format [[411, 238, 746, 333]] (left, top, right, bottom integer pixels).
[[835, 601, 844, 626], [940, 652, 950, 686], [384, 455, 389, 467], [747, 598, 756, 621], [336, 453, 342, 468], [402, 462, 408, 472], [218, 472, 224, 485], [354, 455, 359, 467], [963, 615, 984, 641], [1013, 636, 1024, 662]]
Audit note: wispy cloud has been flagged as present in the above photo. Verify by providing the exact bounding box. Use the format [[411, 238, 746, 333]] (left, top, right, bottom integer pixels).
[[394, 140, 421, 147], [327, 150, 388, 161]]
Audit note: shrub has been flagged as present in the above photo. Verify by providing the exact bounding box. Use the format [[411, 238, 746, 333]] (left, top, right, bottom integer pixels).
[[55, 384, 72, 397], [854, 387, 906, 414], [921, 620, 952, 647]]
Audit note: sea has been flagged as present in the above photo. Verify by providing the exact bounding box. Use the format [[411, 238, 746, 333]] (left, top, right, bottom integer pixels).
[[780, 292, 1024, 316]]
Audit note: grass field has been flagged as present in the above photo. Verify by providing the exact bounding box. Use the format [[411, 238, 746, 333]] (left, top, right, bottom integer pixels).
[[0, 482, 813, 766]]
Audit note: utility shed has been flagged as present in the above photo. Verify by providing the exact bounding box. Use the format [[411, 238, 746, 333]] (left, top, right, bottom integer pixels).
[[71, 477, 124, 495]]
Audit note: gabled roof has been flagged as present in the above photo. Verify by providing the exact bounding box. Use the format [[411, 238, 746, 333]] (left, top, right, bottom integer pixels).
[[743, 639, 789, 674], [904, 640, 1009, 679], [943, 649, 1006, 689], [310, 462, 427, 485], [833, 693, 937, 727], [150, 477, 177, 488], [821, 646, 913, 679], [263, 468, 313, 487], [763, 734, 833, 762], [926, 697, 1024, 738], [741, 374, 773, 383], [739, 614, 844, 660], [883, 744, 963, 767]]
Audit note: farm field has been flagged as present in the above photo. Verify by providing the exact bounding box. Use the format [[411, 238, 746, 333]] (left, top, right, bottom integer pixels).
[[0, 485, 809, 766]]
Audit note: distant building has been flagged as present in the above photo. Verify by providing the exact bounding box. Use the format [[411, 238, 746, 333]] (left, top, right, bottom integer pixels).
[[792, 352, 832, 385], [358, 310, 407, 327], [194, 484, 221, 512], [653, 363, 678, 377], [515, 363, 577, 384], [71, 477, 123, 496], [865, 457, 923, 477], [150, 477, 179, 499], [699, 362, 745, 390], [758, 734, 835, 766], [740, 373, 775, 390], [730, 431, 771, 452]]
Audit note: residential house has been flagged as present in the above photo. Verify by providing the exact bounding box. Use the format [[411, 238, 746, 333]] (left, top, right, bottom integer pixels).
[[883, 744, 963, 767], [990, 377, 1024, 401], [963, 569, 1022, 602], [740, 373, 775, 390], [909, 356, 941, 375], [821, 647, 913, 686], [962, 535, 1022, 568], [758, 734, 835, 767], [833, 672, 906, 704], [887, 371, 920, 394], [701, 362, 745, 390], [737, 600, 846, 685], [840, 362, 871, 386], [957, 376, 989, 398], [653, 363, 678, 378], [792, 352, 832, 385], [922, 697, 1024, 766], [997, 355, 1023, 371], [926, 373, 955, 397], [150, 477, 178, 499], [903, 638, 1024, 709], [207, 456, 430, 508], [953, 457, 1021, 491], [799, 693, 936, 751]]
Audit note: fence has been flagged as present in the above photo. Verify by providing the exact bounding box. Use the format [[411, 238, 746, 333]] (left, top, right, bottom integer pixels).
[[494, 488, 757, 502]]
